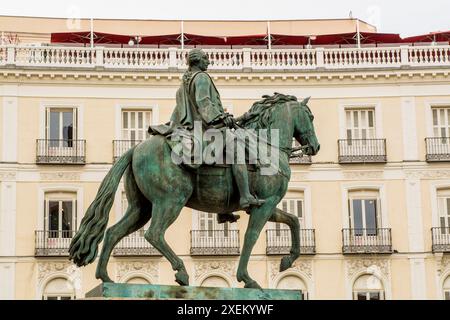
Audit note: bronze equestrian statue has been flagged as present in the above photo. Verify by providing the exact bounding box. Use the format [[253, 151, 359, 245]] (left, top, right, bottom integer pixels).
[[69, 49, 320, 290]]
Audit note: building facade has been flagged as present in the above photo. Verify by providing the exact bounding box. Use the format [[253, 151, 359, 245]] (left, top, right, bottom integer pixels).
[[0, 16, 450, 300]]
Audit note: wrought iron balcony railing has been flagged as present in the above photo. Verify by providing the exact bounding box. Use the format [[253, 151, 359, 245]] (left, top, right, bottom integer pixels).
[[289, 155, 312, 164], [113, 140, 143, 162], [36, 139, 86, 164], [266, 229, 316, 255], [190, 230, 240, 256], [112, 230, 161, 256], [338, 139, 387, 163], [425, 137, 450, 162], [342, 228, 392, 254], [35, 230, 75, 256], [431, 227, 450, 252]]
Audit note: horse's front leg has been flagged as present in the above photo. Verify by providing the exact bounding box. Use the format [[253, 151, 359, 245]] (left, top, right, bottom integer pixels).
[[268, 208, 300, 272], [237, 197, 278, 289]]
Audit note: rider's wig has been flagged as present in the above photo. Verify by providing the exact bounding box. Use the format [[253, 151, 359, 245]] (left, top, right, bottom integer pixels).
[[187, 49, 205, 67]]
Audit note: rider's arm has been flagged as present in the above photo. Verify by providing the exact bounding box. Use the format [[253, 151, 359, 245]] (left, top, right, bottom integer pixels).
[[193, 73, 224, 124]]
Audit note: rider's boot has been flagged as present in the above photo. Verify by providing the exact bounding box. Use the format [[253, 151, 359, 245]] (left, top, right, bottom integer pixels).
[[232, 164, 266, 209]]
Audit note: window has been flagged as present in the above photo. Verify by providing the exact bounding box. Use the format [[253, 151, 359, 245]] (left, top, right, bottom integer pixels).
[[348, 190, 380, 236], [126, 277, 150, 284], [345, 108, 375, 141], [42, 278, 75, 300], [274, 196, 304, 235], [198, 211, 230, 237], [122, 110, 152, 141], [444, 277, 450, 300], [46, 108, 77, 147], [432, 107, 450, 138], [45, 192, 76, 238], [201, 276, 230, 288], [352, 274, 384, 300], [437, 189, 450, 234], [276, 275, 308, 300]]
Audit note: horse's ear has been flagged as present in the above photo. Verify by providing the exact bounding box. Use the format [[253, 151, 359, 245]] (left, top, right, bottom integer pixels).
[[302, 97, 311, 105]]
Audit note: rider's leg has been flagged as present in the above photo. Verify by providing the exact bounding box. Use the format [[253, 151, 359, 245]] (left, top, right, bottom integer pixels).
[[232, 163, 265, 208]]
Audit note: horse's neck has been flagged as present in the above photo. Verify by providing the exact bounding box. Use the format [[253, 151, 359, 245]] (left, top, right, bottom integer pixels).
[[268, 105, 294, 152]]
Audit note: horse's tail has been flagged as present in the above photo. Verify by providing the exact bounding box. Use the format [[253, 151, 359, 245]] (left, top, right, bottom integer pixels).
[[69, 147, 135, 267]]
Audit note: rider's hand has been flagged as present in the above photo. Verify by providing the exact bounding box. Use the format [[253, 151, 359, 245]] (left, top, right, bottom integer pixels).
[[223, 114, 236, 129]]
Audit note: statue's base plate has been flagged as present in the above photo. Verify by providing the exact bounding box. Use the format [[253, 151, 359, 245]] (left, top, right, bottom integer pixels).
[[86, 283, 302, 300]]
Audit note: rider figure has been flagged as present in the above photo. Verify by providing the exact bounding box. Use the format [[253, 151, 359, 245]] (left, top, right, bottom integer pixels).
[[154, 49, 265, 223]]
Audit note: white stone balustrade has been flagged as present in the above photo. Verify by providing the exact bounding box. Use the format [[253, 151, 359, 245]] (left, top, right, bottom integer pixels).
[[1, 44, 449, 71]]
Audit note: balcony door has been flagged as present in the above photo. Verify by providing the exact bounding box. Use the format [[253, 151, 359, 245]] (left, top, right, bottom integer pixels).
[[44, 193, 76, 251], [194, 211, 234, 249], [433, 107, 450, 139], [345, 108, 376, 156], [122, 110, 152, 141], [46, 108, 77, 148], [437, 192, 450, 244], [348, 190, 381, 239]]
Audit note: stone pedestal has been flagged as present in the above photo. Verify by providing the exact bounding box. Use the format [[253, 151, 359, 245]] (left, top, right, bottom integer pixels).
[[86, 283, 302, 300]]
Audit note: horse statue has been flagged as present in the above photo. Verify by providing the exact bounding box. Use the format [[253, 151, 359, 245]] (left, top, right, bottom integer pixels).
[[68, 93, 320, 289]]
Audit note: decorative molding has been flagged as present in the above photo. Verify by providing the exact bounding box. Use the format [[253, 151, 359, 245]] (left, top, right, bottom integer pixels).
[[405, 170, 450, 179], [343, 171, 383, 180], [40, 172, 81, 181], [194, 261, 237, 280], [116, 261, 159, 282], [269, 259, 313, 280], [436, 255, 450, 277], [37, 261, 76, 285], [346, 258, 390, 279], [0, 171, 16, 180]]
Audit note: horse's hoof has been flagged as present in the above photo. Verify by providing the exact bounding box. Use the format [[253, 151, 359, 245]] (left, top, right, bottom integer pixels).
[[244, 280, 262, 290], [279, 256, 293, 272], [175, 270, 189, 286], [96, 272, 114, 283]]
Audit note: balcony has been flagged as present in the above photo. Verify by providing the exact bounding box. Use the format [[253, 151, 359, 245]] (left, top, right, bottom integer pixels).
[[338, 139, 387, 163], [432, 227, 450, 253], [2, 44, 450, 72], [36, 139, 86, 164], [426, 137, 450, 162], [342, 228, 392, 254], [190, 230, 240, 256], [35, 230, 74, 256], [113, 140, 142, 162], [266, 229, 316, 255], [112, 230, 161, 256], [289, 155, 312, 164]]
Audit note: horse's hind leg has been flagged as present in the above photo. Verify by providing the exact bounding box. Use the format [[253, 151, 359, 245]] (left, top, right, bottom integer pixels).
[[144, 197, 189, 286], [268, 208, 300, 272], [95, 168, 152, 283]]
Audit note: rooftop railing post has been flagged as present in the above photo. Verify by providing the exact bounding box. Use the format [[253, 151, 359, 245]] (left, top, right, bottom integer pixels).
[[169, 47, 178, 70], [242, 48, 252, 71], [95, 46, 104, 68], [316, 47, 325, 69], [6, 45, 15, 66], [400, 45, 410, 67]]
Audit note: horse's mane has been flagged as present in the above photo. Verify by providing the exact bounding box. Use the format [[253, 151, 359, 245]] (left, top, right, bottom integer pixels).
[[240, 92, 298, 130]]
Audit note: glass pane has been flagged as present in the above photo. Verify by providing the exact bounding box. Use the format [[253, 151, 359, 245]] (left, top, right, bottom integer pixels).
[[346, 129, 352, 140], [131, 131, 135, 141], [368, 111, 374, 127], [138, 112, 143, 129], [62, 111, 74, 140], [123, 112, 128, 129], [369, 292, 380, 300], [357, 292, 367, 300], [297, 201, 303, 218], [362, 129, 367, 140], [441, 128, 447, 138], [445, 291, 450, 300], [145, 112, 151, 126], [433, 109, 438, 126], [346, 111, 351, 128], [282, 201, 287, 212], [361, 111, 367, 128], [62, 201, 73, 237], [441, 217, 447, 230], [48, 201, 59, 236], [365, 200, 377, 235], [130, 112, 135, 129], [49, 111, 60, 140], [353, 111, 359, 128], [441, 109, 445, 126], [352, 200, 363, 234], [289, 200, 295, 215]]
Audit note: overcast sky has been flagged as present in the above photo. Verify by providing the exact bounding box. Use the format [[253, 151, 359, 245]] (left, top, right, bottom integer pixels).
[[1, 0, 449, 37]]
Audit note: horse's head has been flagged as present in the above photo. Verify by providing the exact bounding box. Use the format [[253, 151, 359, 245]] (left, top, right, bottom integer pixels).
[[292, 97, 320, 156]]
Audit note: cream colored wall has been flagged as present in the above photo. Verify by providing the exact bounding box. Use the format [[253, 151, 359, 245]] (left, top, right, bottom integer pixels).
[[391, 259, 412, 299]]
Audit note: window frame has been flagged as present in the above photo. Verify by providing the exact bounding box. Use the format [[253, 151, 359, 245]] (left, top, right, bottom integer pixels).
[[44, 192, 77, 238]]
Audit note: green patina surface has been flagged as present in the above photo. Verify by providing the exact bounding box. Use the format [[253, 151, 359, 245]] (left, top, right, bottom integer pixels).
[[86, 283, 302, 300]]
